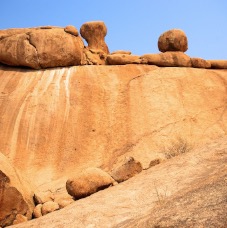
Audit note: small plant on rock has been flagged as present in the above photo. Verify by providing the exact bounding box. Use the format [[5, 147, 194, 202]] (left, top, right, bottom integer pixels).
[[164, 137, 192, 159]]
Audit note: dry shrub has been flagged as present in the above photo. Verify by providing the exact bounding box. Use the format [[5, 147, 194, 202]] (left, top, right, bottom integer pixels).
[[164, 137, 192, 159]]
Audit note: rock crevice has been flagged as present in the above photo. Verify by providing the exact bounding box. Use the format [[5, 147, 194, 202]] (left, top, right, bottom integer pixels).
[[26, 33, 41, 69]]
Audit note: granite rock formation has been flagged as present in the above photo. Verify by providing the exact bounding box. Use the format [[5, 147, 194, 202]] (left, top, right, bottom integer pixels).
[[12, 137, 227, 228], [0, 24, 226, 69], [80, 21, 109, 54], [208, 60, 227, 69], [106, 54, 142, 65], [110, 157, 143, 182], [141, 52, 192, 67], [0, 21, 227, 227], [158, 29, 188, 52], [0, 153, 34, 227], [0, 26, 84, 69], [191, 57, 211, 68], [0, 64, 226, 188], [66, 168, 114, 200]]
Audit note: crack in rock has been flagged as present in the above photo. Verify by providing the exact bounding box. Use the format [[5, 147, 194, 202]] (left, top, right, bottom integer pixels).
[[26, 32, 41, 69]]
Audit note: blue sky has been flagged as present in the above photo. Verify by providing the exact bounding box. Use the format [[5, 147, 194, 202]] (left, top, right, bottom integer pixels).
[[1, 1, 226, 59]]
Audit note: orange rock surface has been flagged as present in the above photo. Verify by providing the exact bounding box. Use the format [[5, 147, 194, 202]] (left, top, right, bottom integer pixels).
[[12, 136, 227, 227], [0, 64, 226, 189]]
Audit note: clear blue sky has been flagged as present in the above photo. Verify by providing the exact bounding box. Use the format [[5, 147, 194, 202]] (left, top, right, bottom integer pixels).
[[1, 1, 226, 59]]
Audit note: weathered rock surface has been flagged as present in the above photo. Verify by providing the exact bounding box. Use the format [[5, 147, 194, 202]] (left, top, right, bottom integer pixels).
[[106, 54, 142, 65], [83, 48, 107, 65], [64, 25, 79, 36], [80, 21, 109, 54], [66, 168, 114, 199], [0, 27, 84, 69], [111, 50, 132, 55], [141, 52, 192, 67], [34, 191, 54, 205], [158, 29, 188, 52], [110, 157, 142, 182], [208, 60, 227, 69], [33, 204, 43, 218], [12, 136, 227, 228], [56, 198, 74, 209], [52, 187, 74, 209], [12, 214, 28, 225], [191, 57, 211, 68], [41, 201, 59, 216], [0, 65, 226, 186], [148, 158, 161, 168], [0, 153, 34, 227]]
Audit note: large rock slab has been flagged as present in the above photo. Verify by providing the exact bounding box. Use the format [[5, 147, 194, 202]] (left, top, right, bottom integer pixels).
[[0, 26, 84, 69], [141, 52, 192, 67], [0, 153, 34, 227], [106, 54, 142, 65], [0, 65, 226, 186], [191, 57, 211, 68], [208, 60, 227, 69]]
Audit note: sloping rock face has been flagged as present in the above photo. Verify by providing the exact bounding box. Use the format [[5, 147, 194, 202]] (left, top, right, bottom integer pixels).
[[0, 65, 226, 187], [0, 27, 84, 69], [0, 153, 34, 227], [11, 136, 227, 228]]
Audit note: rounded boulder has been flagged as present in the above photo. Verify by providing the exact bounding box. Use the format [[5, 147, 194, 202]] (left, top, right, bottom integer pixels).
[[66, 168, 114, 200], [158, 29, 188, 52]]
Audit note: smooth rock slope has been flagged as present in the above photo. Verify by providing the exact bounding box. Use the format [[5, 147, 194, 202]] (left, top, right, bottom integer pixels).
[[0, 65, 226, 187], [11, 136, 227, 228]]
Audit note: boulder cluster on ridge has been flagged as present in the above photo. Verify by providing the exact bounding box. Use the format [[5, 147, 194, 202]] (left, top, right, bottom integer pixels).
[[0, 21, 226, 69]]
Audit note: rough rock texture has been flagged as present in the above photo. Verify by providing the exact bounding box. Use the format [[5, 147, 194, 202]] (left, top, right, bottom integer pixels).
[[0, 65, 226, 187], [33, 204, 43, 218], [53, 189, 74, 209], [106, 54, 142, 65], [12, 137, 227, 228], [158, 29, 188, 52], [83, 48, 107, 65], [12, 214, 28, 225], [34, 191, 54, 205], [110, 157, 143, 182], [148, 158, 161, 168], [80, 21, 109, 54], [111, 50, 132, 55], [0, 153, 34, 227], [191, 57, 211, 68], [141, 52, 192, 67], [0, 27, 84, 69], [66, 168, 114, 199], [41, 201, 59, 216], [64, 25, 79, 36], [208, 60, 227, 69], [56, 198, 74, 209]]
